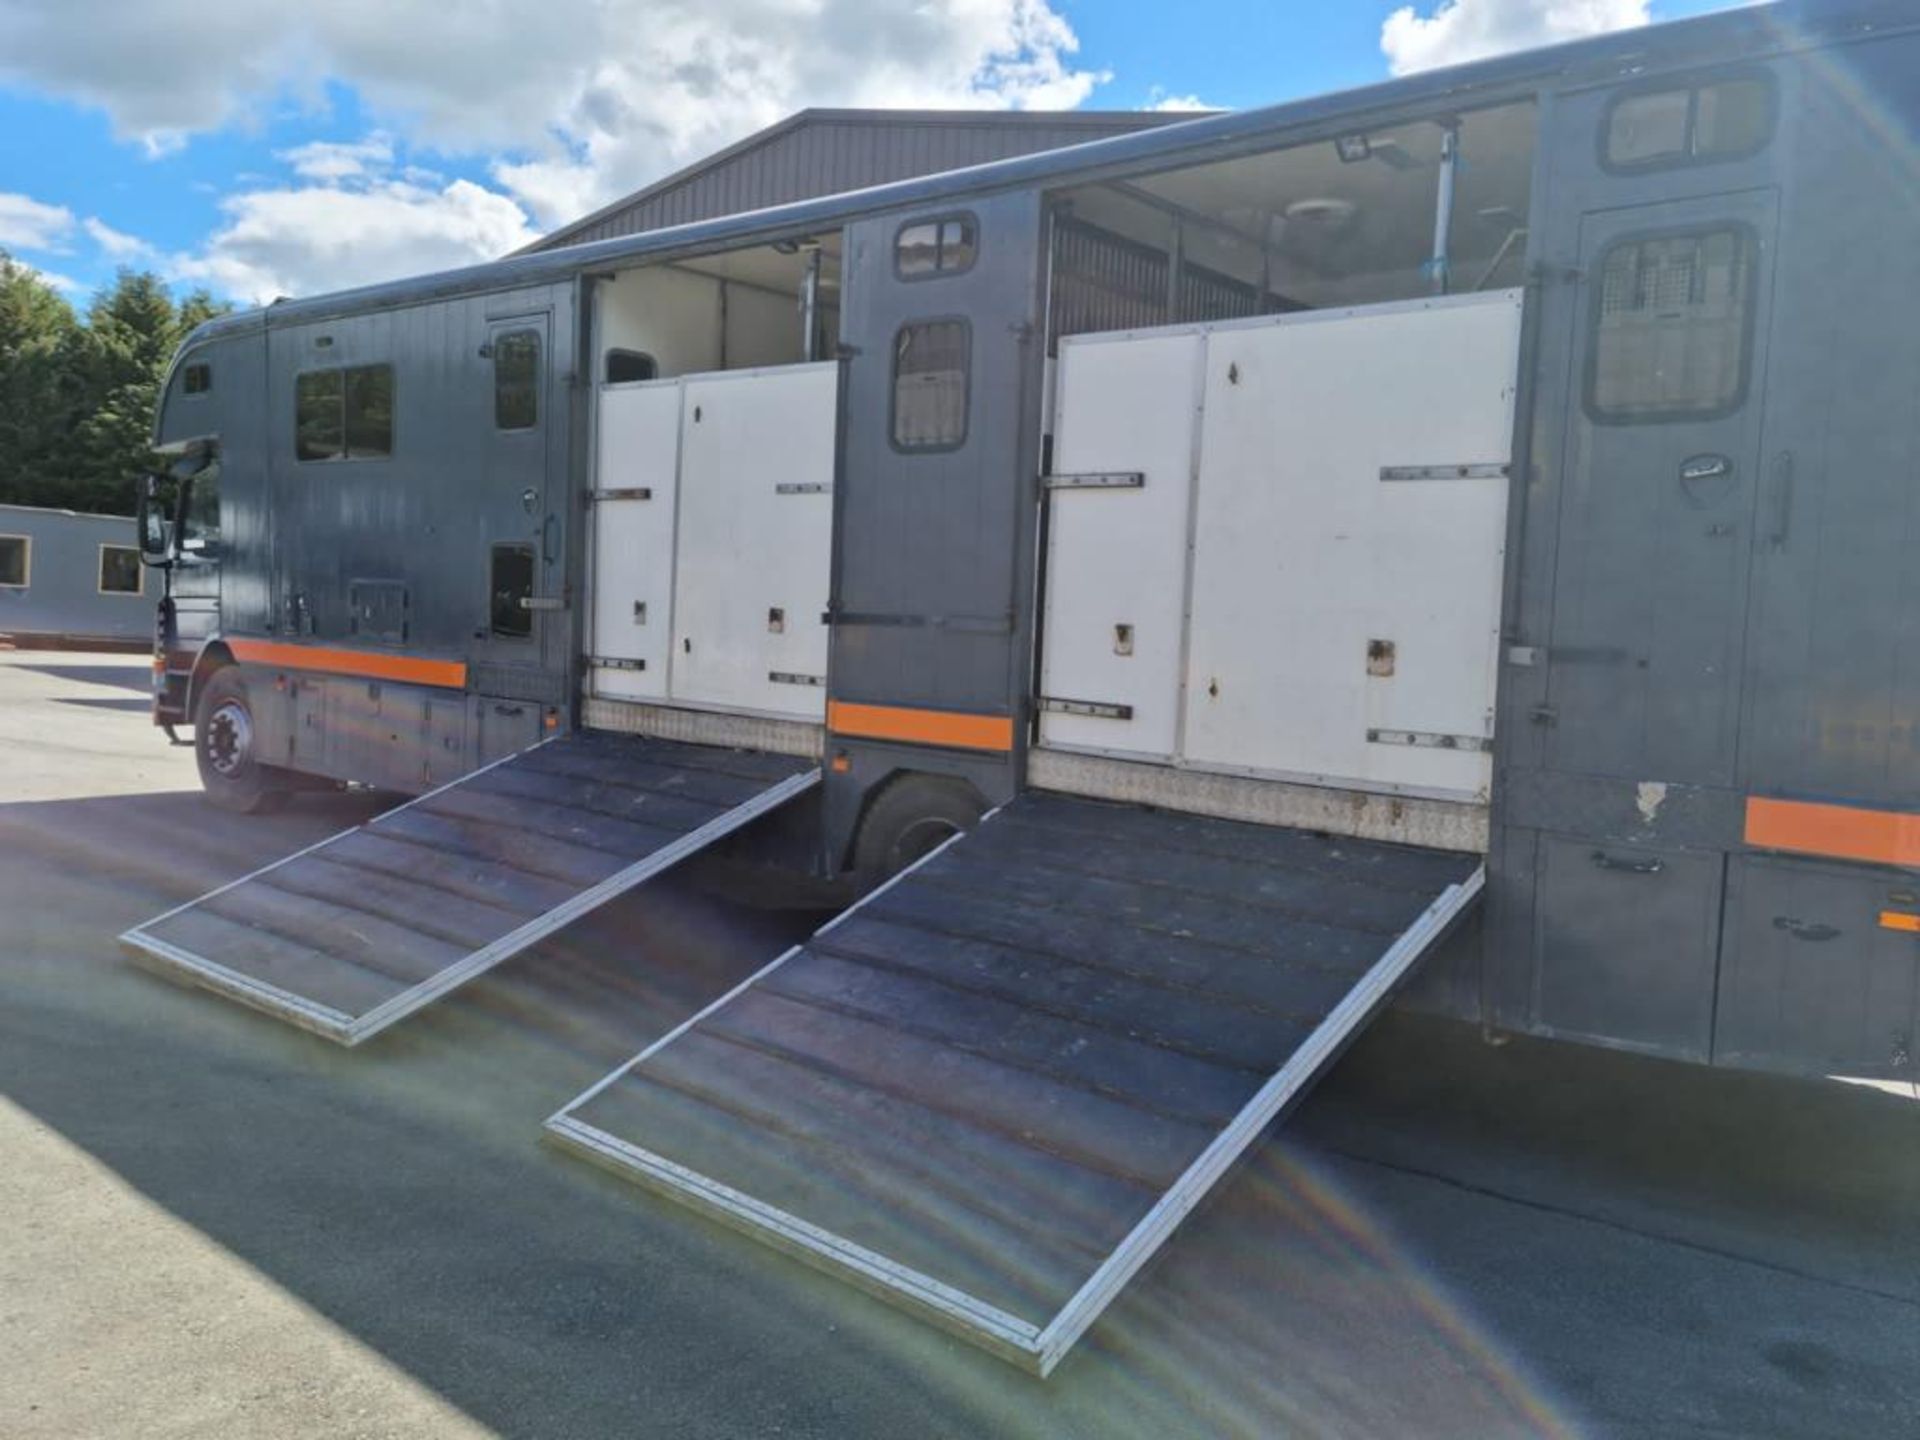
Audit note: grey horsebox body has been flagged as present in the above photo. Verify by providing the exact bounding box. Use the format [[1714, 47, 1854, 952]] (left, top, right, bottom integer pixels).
[[121, 1, 1920, 1371]]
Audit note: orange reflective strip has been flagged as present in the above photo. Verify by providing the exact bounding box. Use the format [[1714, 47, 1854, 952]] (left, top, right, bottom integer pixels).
[[1745, 796, 1920, 868], [1880, 911, 1920, 934], [228, 638, 468, 690], [827, 700, 1014, 753]]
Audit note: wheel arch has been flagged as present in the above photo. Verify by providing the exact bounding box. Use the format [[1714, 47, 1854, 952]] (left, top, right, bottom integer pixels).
[[184, 638, 236, 721]]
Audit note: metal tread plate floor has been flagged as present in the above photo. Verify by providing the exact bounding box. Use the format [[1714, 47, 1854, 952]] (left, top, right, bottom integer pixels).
[[546, 789, 1483, 1374], [119, 732, 818, 1045]]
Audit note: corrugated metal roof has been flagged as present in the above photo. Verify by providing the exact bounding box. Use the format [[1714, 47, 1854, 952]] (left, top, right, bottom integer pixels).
[[525, 109, 1197, 252]]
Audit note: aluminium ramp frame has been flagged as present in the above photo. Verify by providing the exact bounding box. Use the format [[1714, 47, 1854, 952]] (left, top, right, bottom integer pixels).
[[546, 790, 1483, 1375], [120, 731, 818, 1046]]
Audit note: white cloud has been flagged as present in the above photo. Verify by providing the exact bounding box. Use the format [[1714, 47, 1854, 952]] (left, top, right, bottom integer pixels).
[[1145, 88, 1213, 113], [0, 0, 1108, 232], [0, 191, 76, 252], [83, 216, 149, 259], [1380, 0, 1649, 76], [279, 134, 396, 184], [171, 176, 539, 305]]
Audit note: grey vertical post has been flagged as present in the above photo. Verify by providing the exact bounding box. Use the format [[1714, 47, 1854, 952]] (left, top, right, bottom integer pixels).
[[1165, 216, 1184, 321], [801, 248, 822, 362], [1430, 120, 1460, 295]]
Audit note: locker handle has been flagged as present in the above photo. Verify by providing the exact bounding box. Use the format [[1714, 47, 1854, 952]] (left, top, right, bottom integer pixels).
[[1590, 850, 1663, 875], [1771, 916, 1840, 943], [1767, 450, 1795, 549]]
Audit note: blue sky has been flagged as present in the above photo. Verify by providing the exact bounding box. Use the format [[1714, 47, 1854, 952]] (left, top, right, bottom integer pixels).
[[0, 0, 1732, 307]]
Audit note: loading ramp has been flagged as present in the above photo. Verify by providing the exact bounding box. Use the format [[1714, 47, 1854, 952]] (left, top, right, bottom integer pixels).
[[546, 789, 1483, 1375], [120, 732, 818, 1046]]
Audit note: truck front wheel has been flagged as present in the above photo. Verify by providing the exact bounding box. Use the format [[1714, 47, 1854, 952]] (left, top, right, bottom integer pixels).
[[193, 666, 289, 815]]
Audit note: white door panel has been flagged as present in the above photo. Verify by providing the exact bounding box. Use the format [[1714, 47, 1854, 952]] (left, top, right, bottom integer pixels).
[[1039, 332, 1202, 757], [669, 363, 836, 720], [590, 383, 682, 701]]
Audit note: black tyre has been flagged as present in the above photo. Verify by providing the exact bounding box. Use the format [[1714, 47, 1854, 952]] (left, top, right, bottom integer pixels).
[[850, 773, 985, 885], [193, 665, 289, 814]]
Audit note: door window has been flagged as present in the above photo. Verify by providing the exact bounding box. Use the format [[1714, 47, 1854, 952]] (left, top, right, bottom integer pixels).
[[1588, 227, 1755, 423], [890, 319, 970, 450], [0, 535, 27, 587], [494, 329, 541, 430]]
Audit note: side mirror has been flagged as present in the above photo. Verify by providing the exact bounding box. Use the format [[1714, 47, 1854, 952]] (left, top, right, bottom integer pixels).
[[135, 472, 173, 566]]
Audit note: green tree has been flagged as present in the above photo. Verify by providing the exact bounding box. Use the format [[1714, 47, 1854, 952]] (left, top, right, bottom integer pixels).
[[0, 256, 229, 515], [0, 252, 82, 509]]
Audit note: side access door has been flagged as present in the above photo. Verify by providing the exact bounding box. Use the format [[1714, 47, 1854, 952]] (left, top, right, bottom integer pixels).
[[1506, 185, 1779, 1060], [824, 193, 1046, 856], [474, 311, 567, 697]]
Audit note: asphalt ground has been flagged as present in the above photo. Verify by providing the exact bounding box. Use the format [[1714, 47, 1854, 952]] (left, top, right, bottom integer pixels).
[[1, 650, 1915, 1438]]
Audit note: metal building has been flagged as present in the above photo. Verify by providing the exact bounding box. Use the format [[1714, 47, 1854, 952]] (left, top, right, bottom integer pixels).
[[0, 504, 149, 647], [523, 108, 1198, 251]]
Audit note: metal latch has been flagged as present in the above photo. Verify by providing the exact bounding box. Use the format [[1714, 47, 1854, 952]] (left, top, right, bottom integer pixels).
[[519, 596, 565, 612], [1528, 702, 1558, 726], [1038, 695, 1134, 720], [589, 487, 653, 502], [592, 656, 645, 671], [1041, 472, 1145, 491]]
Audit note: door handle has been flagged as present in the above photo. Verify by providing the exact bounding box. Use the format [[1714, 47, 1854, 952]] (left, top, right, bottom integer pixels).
[[1771, 916, 1839, 942], [1768, 450, 1794, 549], [1680, 454, 1731, 483], [1590, 849, 1664, 875], [542, 511, 559, 563]]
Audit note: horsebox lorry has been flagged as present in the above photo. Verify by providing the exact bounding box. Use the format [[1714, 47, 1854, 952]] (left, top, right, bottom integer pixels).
[[120, 0, 1920, 1374]]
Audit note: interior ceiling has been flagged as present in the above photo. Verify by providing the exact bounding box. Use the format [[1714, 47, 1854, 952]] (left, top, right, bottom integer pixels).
[[668, 233, 844, 294], [1072, 101, 1535, 292]]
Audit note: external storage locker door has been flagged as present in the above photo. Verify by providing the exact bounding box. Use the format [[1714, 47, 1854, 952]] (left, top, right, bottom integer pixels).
[[591, 383, 682, 701], [1038, 331, 1202, 758]]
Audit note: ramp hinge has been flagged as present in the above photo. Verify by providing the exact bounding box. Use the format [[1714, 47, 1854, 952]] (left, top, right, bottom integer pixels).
[[1042, 471, 1145, 491], [1038, 695, 1134, 721]]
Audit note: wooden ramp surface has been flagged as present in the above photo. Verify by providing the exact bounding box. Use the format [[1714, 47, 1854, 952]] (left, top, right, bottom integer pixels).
[[547, 790, 1482, 1374], [120, 732, 818, 1045]]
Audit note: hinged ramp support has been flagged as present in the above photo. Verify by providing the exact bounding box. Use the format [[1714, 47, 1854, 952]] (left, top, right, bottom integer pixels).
[[121, 733, 818, 1045], [546, 790, 1482, 1374]]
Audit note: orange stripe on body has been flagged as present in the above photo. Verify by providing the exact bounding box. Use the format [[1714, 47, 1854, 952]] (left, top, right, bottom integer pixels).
[[1880, 911, 1920, 934], [228, 638, 468, 690], [1745, 796, 1920, 869], [828, 700, 1014, 753]]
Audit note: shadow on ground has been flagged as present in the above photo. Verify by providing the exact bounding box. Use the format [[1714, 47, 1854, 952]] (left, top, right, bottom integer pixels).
[[11, 662, 153, 693], [2, 782, 1917, 1438]]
